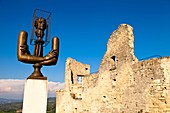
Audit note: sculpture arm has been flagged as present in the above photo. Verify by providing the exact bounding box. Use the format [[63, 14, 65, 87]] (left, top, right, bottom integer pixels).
[[39, 37, 59, 66], [17, 31, 46, 64]]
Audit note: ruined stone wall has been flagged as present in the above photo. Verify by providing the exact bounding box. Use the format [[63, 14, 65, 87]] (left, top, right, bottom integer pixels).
[[56, 58, 90, 113], [56, 24, 170, 113]]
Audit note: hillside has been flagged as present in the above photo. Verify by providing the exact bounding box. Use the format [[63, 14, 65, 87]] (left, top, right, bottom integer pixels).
[[0, 98, 22, 104], [0, 97, 56, 113]]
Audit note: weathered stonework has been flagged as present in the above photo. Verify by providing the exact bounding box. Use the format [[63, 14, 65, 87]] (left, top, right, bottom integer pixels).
[[56, 24, 170, 113]]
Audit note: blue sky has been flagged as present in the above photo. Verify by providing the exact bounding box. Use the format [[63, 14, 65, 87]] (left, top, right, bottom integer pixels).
[[0, 0, 170, 82]]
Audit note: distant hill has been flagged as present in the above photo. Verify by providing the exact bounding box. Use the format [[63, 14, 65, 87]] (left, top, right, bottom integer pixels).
[[48, 97, 56, 103], [0, 97, 56, 113], [0, 98, 22, 104]]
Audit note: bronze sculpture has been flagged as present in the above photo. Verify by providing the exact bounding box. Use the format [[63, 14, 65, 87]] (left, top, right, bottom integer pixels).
[[17, 10, 59, 79]]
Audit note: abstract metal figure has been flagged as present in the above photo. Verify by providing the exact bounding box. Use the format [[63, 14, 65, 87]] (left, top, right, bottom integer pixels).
[[17, 9, 59, 80]]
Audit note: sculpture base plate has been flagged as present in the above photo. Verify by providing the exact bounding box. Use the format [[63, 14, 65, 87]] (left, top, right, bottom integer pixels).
[[27, 75, 47, 80], [22, 79, 48, 113]]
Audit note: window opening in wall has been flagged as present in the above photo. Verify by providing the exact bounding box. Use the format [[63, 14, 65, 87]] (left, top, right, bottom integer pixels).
[[77, 75, 83, 84], [71, 70, 74, 84], [111, 56, 116, 66], [110, 56, 117, 71]]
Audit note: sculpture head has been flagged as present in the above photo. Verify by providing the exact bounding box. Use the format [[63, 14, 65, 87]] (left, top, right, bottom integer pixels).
[[31, 9, 52, 46], [34, 17, 47, 38]]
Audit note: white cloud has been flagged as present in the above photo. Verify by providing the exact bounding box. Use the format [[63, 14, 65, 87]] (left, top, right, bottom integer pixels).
[[0, 79, 64, 99], [48, 81, 64, 97]]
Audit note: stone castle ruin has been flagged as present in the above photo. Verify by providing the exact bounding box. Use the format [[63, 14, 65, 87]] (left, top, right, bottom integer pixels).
[[56, 24, 170, 113]]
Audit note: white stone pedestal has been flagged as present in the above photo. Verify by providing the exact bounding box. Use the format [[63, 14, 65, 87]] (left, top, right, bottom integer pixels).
[[22, 79, 48, 113]]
